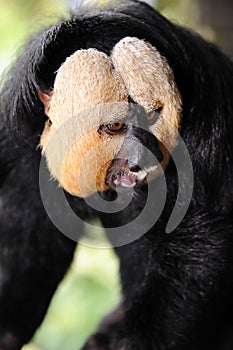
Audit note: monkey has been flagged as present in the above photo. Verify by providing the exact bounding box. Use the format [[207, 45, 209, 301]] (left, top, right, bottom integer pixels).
[[0, 1, 233, 350]]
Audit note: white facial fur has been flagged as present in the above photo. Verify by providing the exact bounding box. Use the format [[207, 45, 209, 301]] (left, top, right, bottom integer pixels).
[[40, 38, 182, 197]]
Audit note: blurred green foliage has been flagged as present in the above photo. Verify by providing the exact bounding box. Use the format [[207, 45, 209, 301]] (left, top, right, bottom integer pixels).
[[27, 241, 121, 350], [0, 0, 69, 74]]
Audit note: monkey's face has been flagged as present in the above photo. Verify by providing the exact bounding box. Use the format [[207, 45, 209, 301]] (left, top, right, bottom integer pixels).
[[100, 104, 166, 191], [39, 37, 182, 198]]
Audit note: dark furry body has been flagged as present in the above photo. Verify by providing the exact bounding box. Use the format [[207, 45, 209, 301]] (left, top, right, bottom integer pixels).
[[1, 1, 233, 349]]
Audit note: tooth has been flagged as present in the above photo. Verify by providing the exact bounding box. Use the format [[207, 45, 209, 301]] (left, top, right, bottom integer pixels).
[[137, 172, 147, 181]]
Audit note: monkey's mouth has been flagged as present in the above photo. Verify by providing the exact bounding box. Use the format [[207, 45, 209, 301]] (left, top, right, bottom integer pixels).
[[106, 168, 147, 189], [105, 157, 162, 190]]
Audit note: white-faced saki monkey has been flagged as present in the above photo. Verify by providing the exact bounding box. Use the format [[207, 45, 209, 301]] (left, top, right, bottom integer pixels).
[[0, 1, 233, 349]]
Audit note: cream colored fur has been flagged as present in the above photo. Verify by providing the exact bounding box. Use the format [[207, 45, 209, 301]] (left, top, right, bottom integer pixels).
[[41, 50, 128, 196], [40, 38, 182, 197], [112, 37, 182, 149]]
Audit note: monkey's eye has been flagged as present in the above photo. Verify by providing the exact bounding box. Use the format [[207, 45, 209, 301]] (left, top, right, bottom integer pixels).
[[147, 107, 162, 125], [108, 123, 125, 131], [98, 122, 127, 135]]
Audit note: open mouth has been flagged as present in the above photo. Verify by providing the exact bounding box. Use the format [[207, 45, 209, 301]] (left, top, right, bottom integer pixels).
[[107, 169, 148, 189]]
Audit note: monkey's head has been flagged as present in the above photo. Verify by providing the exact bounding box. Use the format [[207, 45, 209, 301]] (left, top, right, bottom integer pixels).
[[39, 37, 182, 198]]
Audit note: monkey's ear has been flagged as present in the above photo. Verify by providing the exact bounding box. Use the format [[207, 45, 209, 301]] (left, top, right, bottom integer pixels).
[[38, 90, 53, 115]]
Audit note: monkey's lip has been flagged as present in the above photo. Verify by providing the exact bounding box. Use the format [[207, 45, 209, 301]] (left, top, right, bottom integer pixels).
[[108, 171, 147, 189]]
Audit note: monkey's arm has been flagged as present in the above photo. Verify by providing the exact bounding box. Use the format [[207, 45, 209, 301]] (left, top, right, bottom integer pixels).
[[83, 211, 233, 350], [0, 151, 79, 350]]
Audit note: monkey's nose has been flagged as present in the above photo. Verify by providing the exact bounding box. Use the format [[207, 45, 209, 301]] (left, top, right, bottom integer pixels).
[[128, 164, 141, 173]]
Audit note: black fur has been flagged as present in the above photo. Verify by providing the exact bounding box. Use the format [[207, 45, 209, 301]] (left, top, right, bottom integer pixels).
[[1, 1, 233, 349]]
